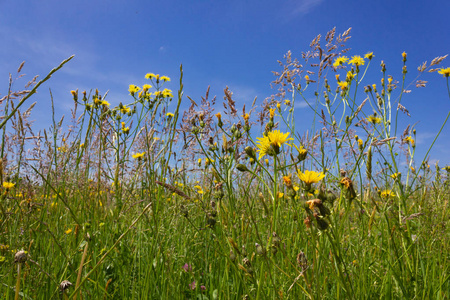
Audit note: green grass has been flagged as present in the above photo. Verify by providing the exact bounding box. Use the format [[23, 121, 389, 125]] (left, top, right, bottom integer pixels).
[[0, 28, 449, 299]]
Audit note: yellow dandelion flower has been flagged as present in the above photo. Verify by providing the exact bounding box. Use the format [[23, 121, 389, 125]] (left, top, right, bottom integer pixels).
[[65, 228, 72, 234], [391, 172, 401, 180], [166, 112, 174, 118], [380, 190, 395, 199], [2, 182, 15, 190], [277, 192, 284, 199], [132, 152, 145, 159], [297, 170, 325, 184], [215, 112, 222, 120], [129, 84, 140, 95], [142, 84, 152, 92], [346, 71, 355, 81], [100, 100, 110, 107], [267, 130, 293, 148], [160, 75, 170, 82], [145, 73, 157, 79], [438, 67, 450, 78], [283, 174, 293, 187], [333, 56, 349, 67], [194, 185, 203, 194], [403, 136, 415, 147], [338, 81, 348, 91], [284, 99, 291, 106], [367, 115, 382, 124], [242, 113, 250, 121], [162, 88, 173, 98], [120, 106, 131, 114], [401, 52, 407, 61], [364, 52, 374, 60], [269, 108, 275, 119], [256, 135, 271, 160], [348, 55, 365, 66]]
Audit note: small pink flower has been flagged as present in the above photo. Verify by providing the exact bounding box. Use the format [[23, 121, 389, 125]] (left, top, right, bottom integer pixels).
[[183, 263, 192, 272], [189, 281, 196, 290]]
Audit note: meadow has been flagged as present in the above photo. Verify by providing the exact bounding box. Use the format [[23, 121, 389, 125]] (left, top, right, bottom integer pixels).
[[1, 28, 449, 299]]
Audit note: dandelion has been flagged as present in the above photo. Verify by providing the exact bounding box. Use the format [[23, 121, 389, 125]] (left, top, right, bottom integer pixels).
[[65, 228, 72, 234], [162, 88, 173, 98], [284, 99, 291, 106], [391, 172, 401, 180], [132, 152, 145, 160], [293, 144, 307, 161], [364, 52, 374, 60], [3, 182, 15, 190], [346, 71, 355, 81], [283, 174, 293, 188], [256, 135, 272, 160], [349, 55, 365, 66], [100, 100, 110, 107], [129, 84, 140, 95], [338, 81, 348, 91], [194, 185, 203, 194], [242, 113, 250, 121], [166, 112, 174, 118], [438, 67, 450, 77], [403, 136, 415, 147], [380, 189, 395, 199], [297, 170, 325, 185], [160, 75, 170, 82], [145, 73, 157, 79], [142, 84, 152, 92], [120, 106, 131, 114], [367, 115, 382, 125], [333, 56, 349, 67], [269, 108, 276, 119], [267, 130, 293, 148], [277, 192, 284, 198]]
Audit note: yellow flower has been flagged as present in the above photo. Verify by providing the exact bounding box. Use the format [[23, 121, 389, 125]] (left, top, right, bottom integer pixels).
[[242, 113, 250, 121], [284, 99, 291, 106], [2, 182, 15, 190], [403, 136, 415, 147], [283, 174, 293, 188], [267, 130, 293, 148], [120, 106, 131, 114], [194, 185, 203, 194], [277, 192, 284, 199], [293, 144, 307, 161], [346, 71, 355, 81], [401, 52, 407, 61], [129, 84, 140, 95], [276, 103, 281, 109], [100, 100, 110, 107], [215, 112, 222, 120], [269, 108, 275, 119], [256, 135, 271, 160], [297, 170, 325, 184], [438, 67, 450, 78], [132, 152, 145, 159], [166, 112, 174, 118], [380, 190, 395, 199], [364, 52, 374, 60], [391, 172, 401, 180], [338, 81, 348, 91], [333, 56, 349, 67], [367, 115, 381, 124], [160, 75, 171, 82], [145, 73, 157, 79], [348, 55, 365, 66], [142, 84, 152, 92], [65, 228, 72, 234], [162, 88, 173, 98]]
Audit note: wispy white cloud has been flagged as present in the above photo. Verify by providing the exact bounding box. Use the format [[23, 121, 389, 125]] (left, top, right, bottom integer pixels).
[[285, 0, 324, 17]]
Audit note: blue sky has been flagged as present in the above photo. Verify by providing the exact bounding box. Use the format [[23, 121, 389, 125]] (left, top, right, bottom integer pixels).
[[1, 0, 449, 166]]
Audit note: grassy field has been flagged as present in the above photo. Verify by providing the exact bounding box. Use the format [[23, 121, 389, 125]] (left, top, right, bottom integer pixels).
[[1, 28, 450, 299]]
